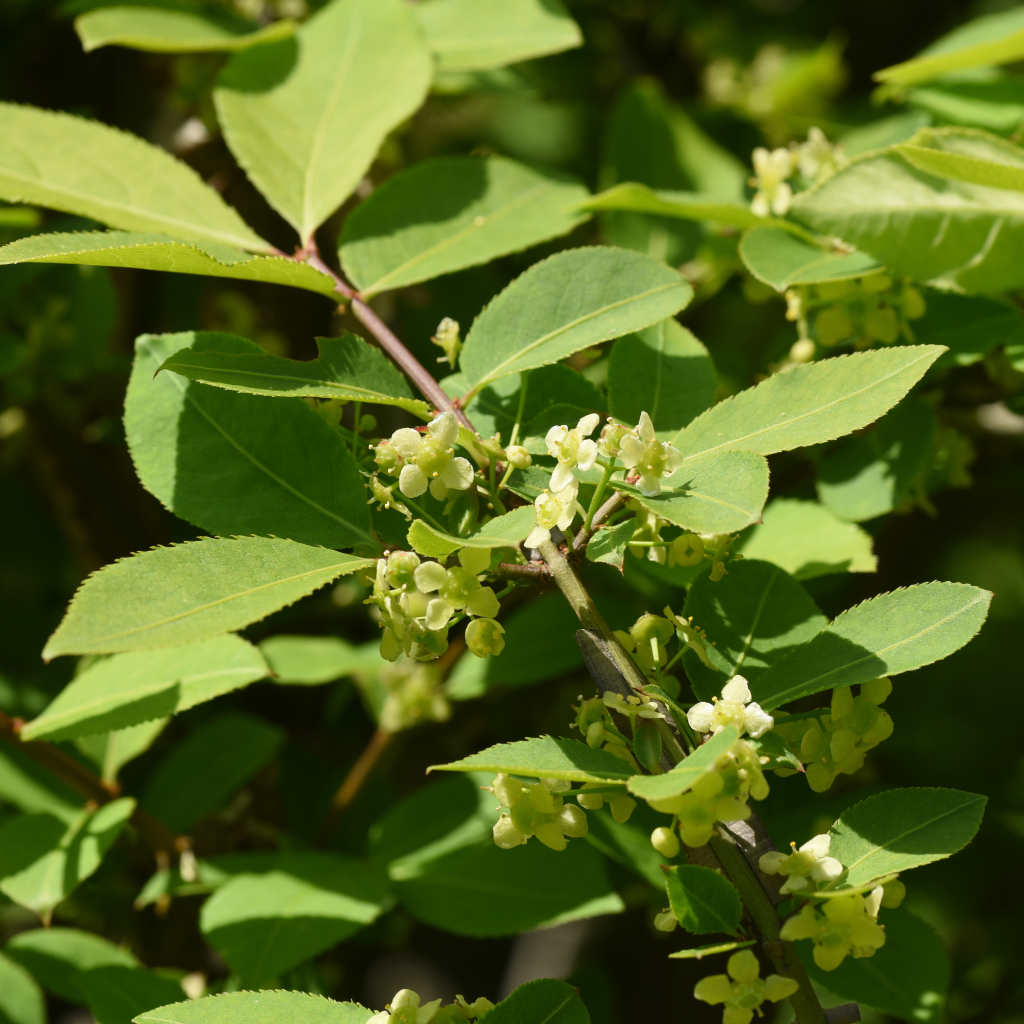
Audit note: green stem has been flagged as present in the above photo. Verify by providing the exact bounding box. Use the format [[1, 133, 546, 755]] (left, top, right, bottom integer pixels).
[[583, 462, 617, 533]]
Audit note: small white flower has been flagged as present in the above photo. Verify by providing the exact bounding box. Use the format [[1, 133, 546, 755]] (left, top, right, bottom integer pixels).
[[750, 146, 793, 217], [383, 412, 475, 500], [525, 478, 579, 548], [546, 413, 600, 491], [686, 674, 774, 738], [759, 832, 843, 894], [618, 411, 682, 495]]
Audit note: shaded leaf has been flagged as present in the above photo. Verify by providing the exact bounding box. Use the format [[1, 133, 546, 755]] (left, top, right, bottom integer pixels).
[[0, 103, 267, 251], [830, 787, 986, 886], [669, 939, 756, 959], [586, 518, 638, 572], [23, 637, 268, 741], [126, 333, 373, 548], [672, 347, 944, 460], [627, 728, 739, 803], [486, 980, 589, 1024], [78, 966, 185, 1024], [0, 953, 44, 1024], [753, 582, 992, 711], [43, 536, 373, 659], [75, 5, 294, 53], [159, 333, 428, 416], [215, 0, 432, 241], [665, 865, 742, 935], [583, 185, 771, 230], [0, 232, 337, 295], [460, 247, 692, 399], [260, 635, 381, 686], [340, 155, 589, 296], [430, 736, 634, 783], [136, 991, 374, 1024], [75, 720, 169, 785], [0, 744, 83, 824]]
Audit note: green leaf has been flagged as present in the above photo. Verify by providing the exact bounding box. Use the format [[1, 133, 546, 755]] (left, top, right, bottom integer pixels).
[[875, 7, 1024, 86], [803, 909, 949, 1022], [914, 291, 1024, 368], [430, 736, 635, 783], [0, 954, 44, 1024], [339, 155, 589, 296], [583, 185, 773, 230], [0, 103, 268, 251], [790, 128, 1024, 294], [608, 319, 716, 434], [75, 5, 295, 53], [414, 0, 582, 71], [753, 582, 993, 711], [627, 728, 739, 803], [671, 347, 944, 461], [135, 991, 375, 1024], [43, 536, 373, 659], [665, 865, 742, 935], [22, 637, 268, 741], [816, 399, 937, 522], [0, 744, 84, 824], [903, 70, 1024, 136], [259, 635, 380, 685], [830, 787, 986, 886], [486, 980, 590, 1024], [214, 0, 432, 241], [622, 451, 770, 536], [460, 247, 692, 399], [669, 939, 756, 959], [0, 799, 135, 914], [392, 838, 623, 937], [682, 561, 827, 699], [736, 499, 876, 579], [78, 967, 186, 1024], [0, 231, 336, 296], [159, 333, 428, 415], [126, 332, 373, 548], [407, 506, 535, 558], [141, 711, 283, 832], [898, 140, 1024, 192], [75, 719, 169, 785], [199, 852, 392, 984], [586, 518, 638, 572], [4, 928, 137, 1003], [738, 227, 883, 292]]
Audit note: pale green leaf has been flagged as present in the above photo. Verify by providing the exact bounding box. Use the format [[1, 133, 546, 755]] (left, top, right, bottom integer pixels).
[[23, 637, 268, 741], [214, 0, 432, 241], [875, 7, 1024, 86], [830, 788, 986, 886], [682, 561, 827, 699], [608, 319, 716, 434], [260, 635, 381, 685], [898, 140, 1024, 192], [583, 184, 773, 230], [803, 910, 949, 1022], [0, 231, 336, 296], [622, 451, 770, 536], [904, 70, 1024, 136], [753, 582, 992, 711], [4, 928, 137, 1003], [790, 128, 1024, 293], [671, 347, 944, 461], [0, 799, 135, 914], [738, 226, 883, 292], [340, 155, 589, 296], [736, 499, 877, 579], [460, 247, 692, 399], [43, 536, 373, 659], [75, 719, 169, 785], [126, 332, 374, 548], [0, 103, 268, 251], [430, 736, 634, 784], [76, 5, 294, 53], [665, 865, 742, 935], [486, 980, 589, 1024], [407, 506, 535, 558], [0, 954, 45, 1024], [135, 991, 374, 1024], [141, 712, 283, 832], [414, 0, 581, 71], [627, 728, 739, 803], [669, 939, 756, 959], [159, 332, 428, 415], [199, 852, 392, 983]]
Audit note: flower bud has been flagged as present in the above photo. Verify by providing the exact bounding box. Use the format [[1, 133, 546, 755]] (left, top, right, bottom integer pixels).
[[670, 533, 705, 567], [466, 617, 505, 657], [505, 444, 531, 469], [651, 826, 680, 859]]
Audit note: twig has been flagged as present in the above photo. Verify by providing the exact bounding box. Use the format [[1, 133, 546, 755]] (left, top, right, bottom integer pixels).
[[329, 728, 393, 815], [573, 491, 626, 553]]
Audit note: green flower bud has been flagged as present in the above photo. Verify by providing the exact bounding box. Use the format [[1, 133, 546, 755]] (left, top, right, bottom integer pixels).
[[653, 910, 677, 932], [670, 533, 705, 566], [505, 444, 532, 469], [466, 617, 505, 657], [651, 825, 680, 859]]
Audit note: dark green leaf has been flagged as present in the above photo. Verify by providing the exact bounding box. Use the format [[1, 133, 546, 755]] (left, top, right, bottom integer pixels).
[[665, 865, 742, 935], [486, 980, 590, 1024], [78, 966, 185, 1024], [586, 518, 638, 572]]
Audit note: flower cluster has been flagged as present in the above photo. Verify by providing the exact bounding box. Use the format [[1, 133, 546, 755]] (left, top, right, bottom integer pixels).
[[574, 694, 637, 767], [780, 888, 886, 971], [759, 833, 842, 895], [490, 773, 589, 852], [370, 549, 503, 662], [367, 989, 493, 1024], [613, 613, 675, 673], [694, 949, 799, 1024], [749, 127, 844, 218], [777, 678, 893, 792], [687, 676, 774, 740], [619, 412, 682, 495], [645, 739, 770, 848], [375, 411, 475, 500]]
